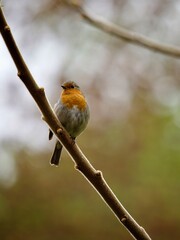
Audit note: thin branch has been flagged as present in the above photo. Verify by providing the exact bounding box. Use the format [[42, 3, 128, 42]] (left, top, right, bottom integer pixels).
[[0, 7, 151, 240], [71, 2, 180, 58]]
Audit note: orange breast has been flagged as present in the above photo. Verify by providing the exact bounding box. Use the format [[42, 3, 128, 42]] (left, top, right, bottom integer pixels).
[[61, 89, 87, 110]]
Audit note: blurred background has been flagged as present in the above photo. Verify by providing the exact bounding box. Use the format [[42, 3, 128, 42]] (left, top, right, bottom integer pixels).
[[0, 0, 180, 239]]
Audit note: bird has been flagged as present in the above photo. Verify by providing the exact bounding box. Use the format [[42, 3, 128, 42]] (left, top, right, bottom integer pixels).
[[49, 81, 90, 166]]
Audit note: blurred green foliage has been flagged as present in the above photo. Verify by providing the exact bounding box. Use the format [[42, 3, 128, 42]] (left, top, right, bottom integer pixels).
[[0, 104, 180, 240]]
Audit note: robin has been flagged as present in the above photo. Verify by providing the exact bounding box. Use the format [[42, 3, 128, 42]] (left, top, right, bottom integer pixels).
[[49, 81, 90, 166]]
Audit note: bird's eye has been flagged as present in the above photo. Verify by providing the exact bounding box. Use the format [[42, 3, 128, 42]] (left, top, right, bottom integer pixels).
[[71, 85, 75, 88]]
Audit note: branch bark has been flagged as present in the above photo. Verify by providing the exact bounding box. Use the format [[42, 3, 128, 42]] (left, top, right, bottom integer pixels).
[[0, 7, 151, 240], [71, 3, 180, 58]]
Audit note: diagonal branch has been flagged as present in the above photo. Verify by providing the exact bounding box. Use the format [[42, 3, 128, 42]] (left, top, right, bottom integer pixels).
[[70, 2, 180, 58], [0, 7, 151, 240]]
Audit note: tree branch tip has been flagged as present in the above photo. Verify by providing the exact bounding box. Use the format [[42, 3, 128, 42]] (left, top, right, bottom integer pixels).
[[17, 71, 21, 77], [74, 162, 85, 171], [77, 6, 180, 58], [41, 115, 46, 122], [95, 170, 102, 178], [4, 25, 10, 31], [57, 128, 63, 135], [120, 215, 128, 223], [39, 87, 45, 92], [50, 162, 59, 167], [17, 71, 23, 78], [38, 87, 45, 96], [74, 163, 83, 171], [74, 164, 79, 170]]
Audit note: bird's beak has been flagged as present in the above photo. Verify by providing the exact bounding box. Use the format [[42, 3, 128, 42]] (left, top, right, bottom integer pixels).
[[61, 85, 65, 89]]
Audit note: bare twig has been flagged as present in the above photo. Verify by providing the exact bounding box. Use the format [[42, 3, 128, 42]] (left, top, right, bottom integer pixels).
[[70, 2, 180, 58], [0, 7, 151, 240]]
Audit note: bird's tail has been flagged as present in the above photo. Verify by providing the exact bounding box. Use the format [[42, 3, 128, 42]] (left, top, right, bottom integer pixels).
[[50, 141, 63, 166]]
